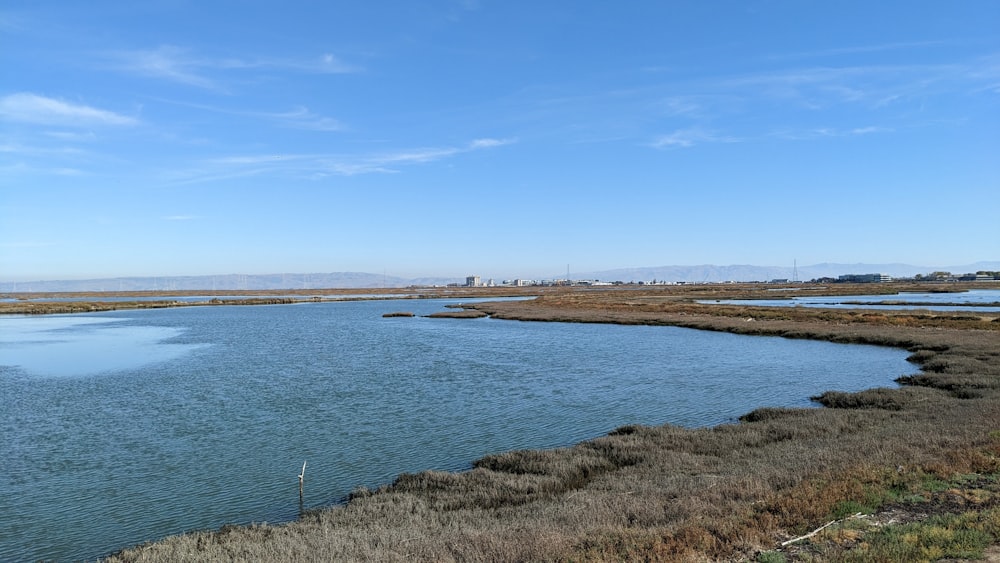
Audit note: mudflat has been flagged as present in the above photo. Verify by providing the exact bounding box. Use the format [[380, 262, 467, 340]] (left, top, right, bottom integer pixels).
[[89, 283, 1000, 561]]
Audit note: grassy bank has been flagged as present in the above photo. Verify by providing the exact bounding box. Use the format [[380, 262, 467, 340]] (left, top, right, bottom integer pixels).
[[103, 284, 999, 561]]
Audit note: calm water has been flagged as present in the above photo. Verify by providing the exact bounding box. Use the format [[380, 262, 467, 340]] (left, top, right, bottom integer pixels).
[[1, 299, 917, 561], [700, 288, 1000, 312], [0, 293, 417, 303]]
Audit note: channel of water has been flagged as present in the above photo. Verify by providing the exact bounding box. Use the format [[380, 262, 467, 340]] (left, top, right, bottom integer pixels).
[[0, 298, 918, 561]]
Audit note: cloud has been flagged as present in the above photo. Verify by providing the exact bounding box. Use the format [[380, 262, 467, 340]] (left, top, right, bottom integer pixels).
[[300, 53, 359, 74], [654, 96, 704, 117], [152, 97, 346, 132], [43, 130, 98, 142], [470, 137, 515, 149], [347, 138, 515, 172], [0, 93, 138, 126], [719, 62, 970, 110], [113, 45, 219, 89], [108, 46, 360, 90], [849, 126, 890, 135], [162, 215, 199, 221], [52, 168, 87, 176], [0, 142, 83, 155], [267, 107, 345, 131], [650, 128, 738, 149], [182, 137, 514, 183], [765, 41, 950, 62], [0, 240, 57, 249], [770, 125, 893, 140]]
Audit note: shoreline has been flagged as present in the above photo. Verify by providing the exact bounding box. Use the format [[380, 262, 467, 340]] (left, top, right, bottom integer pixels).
[[0, 287, 543, 315], [2, 281, 996, 316], [36, 284, 1000, 560]]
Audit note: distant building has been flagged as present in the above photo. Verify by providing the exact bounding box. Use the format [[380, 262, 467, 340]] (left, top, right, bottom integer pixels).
[[838, 273, 892, 283], [465, 275, 481, 287]]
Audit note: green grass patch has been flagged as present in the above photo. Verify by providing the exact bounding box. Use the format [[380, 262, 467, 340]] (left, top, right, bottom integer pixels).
[[834, 509, 1000, 562], [756, 550, 788, 563], [830, 500, 871, 520]]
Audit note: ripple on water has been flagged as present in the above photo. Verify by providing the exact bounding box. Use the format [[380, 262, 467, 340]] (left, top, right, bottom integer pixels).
[[0, 300, 918, 561]]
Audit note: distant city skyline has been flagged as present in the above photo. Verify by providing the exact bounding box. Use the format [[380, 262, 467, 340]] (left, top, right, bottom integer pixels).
[[2, 1, 998, 282]]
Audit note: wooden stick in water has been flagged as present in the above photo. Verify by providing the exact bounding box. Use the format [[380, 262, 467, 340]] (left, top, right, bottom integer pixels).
[[298, 461, 307, 502]]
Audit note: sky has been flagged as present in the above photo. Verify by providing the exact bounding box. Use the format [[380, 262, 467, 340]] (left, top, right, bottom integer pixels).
[[1, 1, 998, 282]]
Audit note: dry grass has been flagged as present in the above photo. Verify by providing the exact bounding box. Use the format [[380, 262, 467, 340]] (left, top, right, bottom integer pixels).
[[101, 283, 1000, 562]]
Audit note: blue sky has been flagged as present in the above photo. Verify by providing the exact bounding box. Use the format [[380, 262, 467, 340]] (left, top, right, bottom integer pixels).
[[2, 1, 998, 282]]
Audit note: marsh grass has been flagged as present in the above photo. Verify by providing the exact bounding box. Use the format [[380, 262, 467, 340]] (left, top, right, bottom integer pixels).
[[799, 472, 1000, 562], [840, 513, 994, 562], [103, 284, 1000, 561]]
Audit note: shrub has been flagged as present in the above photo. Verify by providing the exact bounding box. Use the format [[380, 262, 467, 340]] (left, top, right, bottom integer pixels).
[[810, 388, 905, 411]]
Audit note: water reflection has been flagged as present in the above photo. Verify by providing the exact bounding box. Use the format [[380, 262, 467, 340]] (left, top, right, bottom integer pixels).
[[700, 289, 1000, 312], [0, 316, 204, 377]]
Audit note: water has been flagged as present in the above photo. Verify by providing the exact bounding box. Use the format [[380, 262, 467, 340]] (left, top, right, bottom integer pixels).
[[1, 299, 917, 561], [700, 288, 1000, 312], [0, 293, 417, 303]]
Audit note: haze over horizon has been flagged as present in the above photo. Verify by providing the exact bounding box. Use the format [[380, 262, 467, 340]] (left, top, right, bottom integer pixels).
[[2, 1, 998, 283]]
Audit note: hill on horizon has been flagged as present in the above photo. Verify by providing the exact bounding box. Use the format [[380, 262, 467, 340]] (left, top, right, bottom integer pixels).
[[573, 261, 1000, 285]]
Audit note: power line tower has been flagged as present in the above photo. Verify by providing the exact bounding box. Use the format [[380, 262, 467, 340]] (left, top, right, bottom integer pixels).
[[793, 259, 798, 283]]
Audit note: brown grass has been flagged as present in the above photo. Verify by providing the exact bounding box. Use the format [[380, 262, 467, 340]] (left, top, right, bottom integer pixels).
[[100, 282, 1000, 562]]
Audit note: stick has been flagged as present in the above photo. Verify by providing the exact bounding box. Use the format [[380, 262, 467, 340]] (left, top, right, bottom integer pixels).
[[298, 461, 307, 501], [780, 513, 863, 547], [780, 519, 836, 546]]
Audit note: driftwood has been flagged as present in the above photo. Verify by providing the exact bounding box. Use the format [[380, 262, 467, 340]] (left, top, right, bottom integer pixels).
[[780, 513, 862, 546], [298, 461, 307, 502]]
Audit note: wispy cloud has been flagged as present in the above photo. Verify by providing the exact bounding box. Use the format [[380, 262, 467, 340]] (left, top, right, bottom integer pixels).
[[43, 130, 98, 142], [849, 126, 890, 135], [0, 93, 138, 126], [650, 128, 739, 149], [52, 167, 87, 176], [0, 240, 58, 249], [765, 40, 950, 62], [719, 62, 972, 110], [108, 45, 360, 90], [340, 138, 516, 173], [265, 107, 344, 132], [162, 214, 200, 221], [771, 125, 893, 140], [470, 137, 512, 148], [653, 96, 704, 117], [152, 97, 346, 132], [112, 45, 219, 89], [968, 53, 1000, 94], [177, 137, 515, 183]]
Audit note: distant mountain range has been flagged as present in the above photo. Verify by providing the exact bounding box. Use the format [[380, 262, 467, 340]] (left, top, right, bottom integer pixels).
[[572, 261, 1000, 285], [3, 272, 427, 293], [4, 262, 999, 292]]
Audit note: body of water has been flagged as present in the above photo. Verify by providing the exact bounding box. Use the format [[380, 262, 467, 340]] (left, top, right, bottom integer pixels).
[[0, 293, 417, 303], [700, 289, 1000, 312], [1, 298, 917, 561]]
